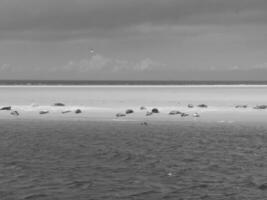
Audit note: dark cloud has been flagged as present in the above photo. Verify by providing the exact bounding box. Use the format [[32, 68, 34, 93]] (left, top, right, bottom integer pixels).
[[0, 0, 266, 41]]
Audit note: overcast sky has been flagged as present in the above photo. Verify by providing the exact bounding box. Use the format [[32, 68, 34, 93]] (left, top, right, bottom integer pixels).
[[0, 0, 267, 80]]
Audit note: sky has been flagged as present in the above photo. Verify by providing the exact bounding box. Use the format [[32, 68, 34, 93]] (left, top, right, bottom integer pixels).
[[0, 0, 267, 80]]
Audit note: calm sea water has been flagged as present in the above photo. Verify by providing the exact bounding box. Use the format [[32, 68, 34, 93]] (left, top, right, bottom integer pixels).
[[0, 120, 267, 200]]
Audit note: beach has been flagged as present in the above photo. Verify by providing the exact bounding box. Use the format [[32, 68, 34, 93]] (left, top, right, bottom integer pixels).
[[1, 85, 267, 122], [1, 85, 267, 199]]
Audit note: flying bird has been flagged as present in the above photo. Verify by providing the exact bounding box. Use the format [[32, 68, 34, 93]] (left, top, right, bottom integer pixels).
[[89, 49, 95, 54]]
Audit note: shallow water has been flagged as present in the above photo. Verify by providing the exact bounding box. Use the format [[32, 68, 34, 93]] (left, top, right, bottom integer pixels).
[[0, 120, 267, 199]]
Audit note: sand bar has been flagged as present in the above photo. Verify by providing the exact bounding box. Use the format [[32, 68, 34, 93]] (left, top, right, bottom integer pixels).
[[1, 85, 267, 123]]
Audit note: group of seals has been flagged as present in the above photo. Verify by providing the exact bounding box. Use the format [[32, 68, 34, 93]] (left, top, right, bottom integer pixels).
[[0, 103, 83, 117], [7, 102, 267, 119], [116, 107, 200, 118], [0, 106, 20, 116], [235, 104, 267, 110], [186, 104, 209, 108], [116, 107, 160, 118], [253, 105, 267, 109], [169, 110, 200, 117], [39, 109, 82, 115], [169, 110, 182, 115], [235, 105, 248, 108]]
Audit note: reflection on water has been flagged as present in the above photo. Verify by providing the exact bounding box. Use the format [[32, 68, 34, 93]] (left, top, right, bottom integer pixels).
[[0, 120, 267, 199]]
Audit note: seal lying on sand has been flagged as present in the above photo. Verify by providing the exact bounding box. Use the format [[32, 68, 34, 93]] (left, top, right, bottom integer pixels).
[[75, 109, 82, 114], [181, 113, 189, 117], [0, 106, 11, 110], [53, 103, 65, 106], [125, 109, 134, 114], [254, 105, 267, 109], [235, 105, 248, 108], [116, 113, 126, 117], [62, 110, 71, 114], [187, 104, 194, 108], [39, 110, 49, 114], [198, 104, 208, 108], [10, 110, 19, 116], [152, 108, 159, 113], [169, 110, 181, 115]]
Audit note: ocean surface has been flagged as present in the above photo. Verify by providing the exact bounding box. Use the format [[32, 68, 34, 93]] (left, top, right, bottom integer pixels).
[[1, 83, 267, 199], [1, 120, 267, 200]]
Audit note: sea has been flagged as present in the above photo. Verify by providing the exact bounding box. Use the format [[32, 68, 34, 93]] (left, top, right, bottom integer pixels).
[[0, 80, 267, 199]]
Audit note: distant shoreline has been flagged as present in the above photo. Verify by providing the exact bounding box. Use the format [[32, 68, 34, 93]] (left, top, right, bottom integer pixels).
[[1, 80, 267, 86], [2, 85, 267, 88]]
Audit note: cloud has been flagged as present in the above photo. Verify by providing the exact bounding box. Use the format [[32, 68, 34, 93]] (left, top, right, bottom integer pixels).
[[59, 54, 164, 72], [0, 63, 29, 73], [224, 62, 267, 71], [132, 58, 162, 71], [61, 54, 111, 72], [0, 0, 266, 41], [201, 62, 267, 72], [0, 64, 11, 71], [71, 54, 111, 71], [251, 62, 267, 70]]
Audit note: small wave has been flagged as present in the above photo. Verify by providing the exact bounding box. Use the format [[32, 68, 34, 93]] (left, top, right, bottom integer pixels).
[[66, 180, 92, 189], [23, 193, 48, 200]]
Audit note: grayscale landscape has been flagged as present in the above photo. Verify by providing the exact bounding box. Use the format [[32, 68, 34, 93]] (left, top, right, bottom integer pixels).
[[0, 1, 267, 199]]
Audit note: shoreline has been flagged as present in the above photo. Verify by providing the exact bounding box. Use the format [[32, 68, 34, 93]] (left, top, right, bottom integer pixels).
[[1, 117, 267, 130], [1, 85, 267, 123], [1, 84, 267, 88], [1, 106, 267, 124]]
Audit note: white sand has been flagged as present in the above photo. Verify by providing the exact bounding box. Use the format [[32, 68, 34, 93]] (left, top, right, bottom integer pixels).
[[1, 85, 267, 123]]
